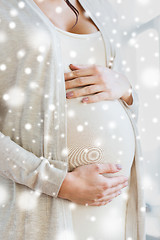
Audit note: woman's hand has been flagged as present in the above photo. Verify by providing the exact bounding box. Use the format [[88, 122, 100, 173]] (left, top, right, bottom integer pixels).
[[58, 163, 128, 206], [65, 63, 133, 105]]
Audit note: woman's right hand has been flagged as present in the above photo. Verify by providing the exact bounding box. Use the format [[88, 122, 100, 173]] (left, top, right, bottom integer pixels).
[[58, 163, 128, 206]]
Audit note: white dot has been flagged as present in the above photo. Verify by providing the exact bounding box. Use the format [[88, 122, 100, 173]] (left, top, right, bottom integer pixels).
[[140, 207, 146, 212], [61, 147, 69, 157], [154, 52, 159, 58], [108, 121, 116, 129], [9, 21, 16, 29], [140, 57, 145, 62], [0, 64, 7, 71], [141, 67, 159, 88], [90, 216, 96, 221], [152, 118, 158, 123], [112, 135, 116, 139], [77, 125, 84, 132], [156, 136, 160, 141], [37, 55, 44, 62], [95, 12, 101, 17], [123, 31, 128, 36], [88, 57, 96, 64], [38, 46, 46, 53], [112, 29, 117, 34], [69, 203, 77, 210], [134, 17, 140, 22], [69, 51, 77, 58], [68, 109, 75, 117], [25, 68, 32, 75], [49, 104, 55, 111], [17, 49, 26, 59], [55, 6, 62, 13], [10, 9, 18, 17], [118, 151, 123, 155], [30, 82, 39, 89], [116, 43, 121, 48], [129, 38, 136, 46], [90, 47, 94, 52], [18, 1, 25, 8], [25, 123, 32, 130], [0, 30, 7, 43], [102, 104, 109, 110], [112, 18, 117, 22], [137, 0, 150, 5], [122, 60, 127, 65], [118, 137, 123, 141]]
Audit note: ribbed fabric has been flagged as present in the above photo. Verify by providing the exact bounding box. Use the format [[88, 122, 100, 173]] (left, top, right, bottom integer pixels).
[[54, 26, 135, 240], [0, 0, 146, 239]]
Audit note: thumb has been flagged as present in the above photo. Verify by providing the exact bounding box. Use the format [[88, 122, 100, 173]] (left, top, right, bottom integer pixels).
[[97, 163, 122, 174], [69, 63, 87, 70]]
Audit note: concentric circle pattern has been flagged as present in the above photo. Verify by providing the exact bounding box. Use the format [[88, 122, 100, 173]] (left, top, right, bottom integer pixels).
[[68, 145, 103, 171]]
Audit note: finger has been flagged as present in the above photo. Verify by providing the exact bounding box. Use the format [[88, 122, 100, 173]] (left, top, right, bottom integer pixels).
[[96, 163, 124, 174], [69, 63, 89, 70], [98, 181, 128, 201], [88, 199, 112, 206], [90, 191, 121, 206], [81, 91, 110, 103], [104, 176, 128, 189], [64, 65, 99, 81], [66, 85, 104, 99], [65, 75, 98, 90]]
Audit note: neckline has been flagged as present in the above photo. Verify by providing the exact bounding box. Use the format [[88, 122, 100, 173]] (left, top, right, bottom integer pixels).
[[30, 1, 101, 38], [54, 25, 101, 38]]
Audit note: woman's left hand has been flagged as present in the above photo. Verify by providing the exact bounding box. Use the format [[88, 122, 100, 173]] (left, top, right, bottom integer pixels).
[[64, 63, 133, 105]]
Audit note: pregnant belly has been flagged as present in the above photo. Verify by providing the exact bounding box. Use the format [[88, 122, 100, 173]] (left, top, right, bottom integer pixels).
[[66, 90, 135, 178]]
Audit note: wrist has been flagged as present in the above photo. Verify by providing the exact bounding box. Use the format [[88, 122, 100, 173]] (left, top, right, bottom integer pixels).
[[57, 172, 73, 200]]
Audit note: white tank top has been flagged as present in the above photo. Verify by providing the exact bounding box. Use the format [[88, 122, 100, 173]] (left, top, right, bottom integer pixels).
[[55, 26, 135, 240]]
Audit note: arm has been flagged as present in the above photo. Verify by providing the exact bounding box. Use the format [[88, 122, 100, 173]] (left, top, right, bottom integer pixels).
[[0, 131, 67, 198]]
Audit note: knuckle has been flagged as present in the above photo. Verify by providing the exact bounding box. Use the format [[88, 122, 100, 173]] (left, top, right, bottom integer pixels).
[[73, 91, 77, 97], [97, 72, 103, 81], [107, 89, 112, 98], [92, 64, 100, 74], [77, 77, 83, 85], [74, 71, 80, 77], [94, 163, 101, 172], [87, 86, 93, 94], [96, 192, 104, 199], [102, 182, 109, 190], [97, 202, 103, 206], [106, 181, 111, 188], [107, 162, 114, 172]]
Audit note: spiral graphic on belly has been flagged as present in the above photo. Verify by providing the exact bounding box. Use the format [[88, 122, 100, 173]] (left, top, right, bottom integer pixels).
[[68, 145, 103, 169]]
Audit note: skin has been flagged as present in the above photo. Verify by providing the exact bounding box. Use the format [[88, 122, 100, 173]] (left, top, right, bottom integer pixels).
[[34, 0, 131, 206]]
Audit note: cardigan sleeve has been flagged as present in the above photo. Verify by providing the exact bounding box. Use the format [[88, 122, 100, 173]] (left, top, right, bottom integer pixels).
[[0, 131, 67, 198]]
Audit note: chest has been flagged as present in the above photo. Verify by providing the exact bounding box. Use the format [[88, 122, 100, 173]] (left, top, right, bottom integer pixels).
[[33, 0, 100, 34]]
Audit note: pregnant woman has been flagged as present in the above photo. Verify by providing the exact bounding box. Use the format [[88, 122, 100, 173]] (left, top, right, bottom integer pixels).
[[0, 0, 145, 240]]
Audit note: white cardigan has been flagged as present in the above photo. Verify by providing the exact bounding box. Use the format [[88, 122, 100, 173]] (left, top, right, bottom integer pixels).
[[0, 0, 146, 239]]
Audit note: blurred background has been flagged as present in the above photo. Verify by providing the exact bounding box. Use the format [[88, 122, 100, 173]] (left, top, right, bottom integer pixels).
[[109, 0, 160, 239]]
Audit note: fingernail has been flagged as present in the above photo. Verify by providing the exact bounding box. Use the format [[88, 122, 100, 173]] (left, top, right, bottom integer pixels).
[[66, 91, 73, 98], [116, 164, 122, 170], [82, 97, 88, 102]]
